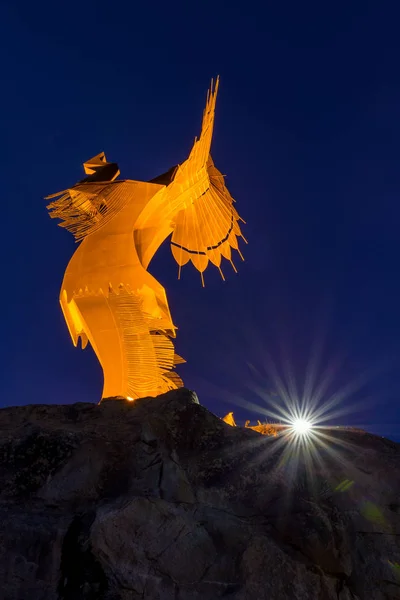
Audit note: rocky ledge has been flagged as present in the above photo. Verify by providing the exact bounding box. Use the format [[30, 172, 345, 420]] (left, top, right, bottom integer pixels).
[[0, 388, 399, 600]]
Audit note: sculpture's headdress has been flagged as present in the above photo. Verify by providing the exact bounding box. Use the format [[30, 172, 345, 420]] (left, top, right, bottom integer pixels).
[[81, 152, 120, 182]]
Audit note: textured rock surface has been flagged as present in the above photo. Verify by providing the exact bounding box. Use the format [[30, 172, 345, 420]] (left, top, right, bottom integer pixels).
[[0, 388, 399, 599]]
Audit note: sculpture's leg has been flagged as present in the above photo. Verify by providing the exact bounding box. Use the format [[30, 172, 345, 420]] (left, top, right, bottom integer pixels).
[[73, 288, 183, 402]]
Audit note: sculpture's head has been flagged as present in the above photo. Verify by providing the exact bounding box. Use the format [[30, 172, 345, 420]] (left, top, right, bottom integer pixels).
[[81, 152, 120, 184]]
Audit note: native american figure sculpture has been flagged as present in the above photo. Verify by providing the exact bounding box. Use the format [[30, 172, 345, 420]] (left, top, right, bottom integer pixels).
[[46, 79, 246, 401]]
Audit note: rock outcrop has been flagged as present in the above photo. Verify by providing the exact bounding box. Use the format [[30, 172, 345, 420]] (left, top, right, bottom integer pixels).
[[0, 388, 399, 599]]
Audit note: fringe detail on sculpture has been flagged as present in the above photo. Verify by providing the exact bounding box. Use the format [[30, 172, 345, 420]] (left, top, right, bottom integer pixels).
[[162, 370, 184, 388], [170, 157, 245, 276], [46, 181, 135, 242], [108, 287, 184, 399]]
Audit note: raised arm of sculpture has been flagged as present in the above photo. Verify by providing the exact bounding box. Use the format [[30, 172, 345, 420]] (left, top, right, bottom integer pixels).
[[134, 78, 246, 283], [46, 78, 246, 402]]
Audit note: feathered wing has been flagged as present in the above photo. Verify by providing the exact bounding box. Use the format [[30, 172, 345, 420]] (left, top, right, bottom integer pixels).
[[185, 77, 219, 175], [168, 78, 246, 280], [170, 156, 245, 278]]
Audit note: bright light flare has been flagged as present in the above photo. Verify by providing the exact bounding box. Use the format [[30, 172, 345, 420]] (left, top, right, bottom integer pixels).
[[291, 418, 312, 435]]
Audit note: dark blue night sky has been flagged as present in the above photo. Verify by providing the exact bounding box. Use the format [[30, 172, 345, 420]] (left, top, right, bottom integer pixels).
[[2, 1, 400, 441]]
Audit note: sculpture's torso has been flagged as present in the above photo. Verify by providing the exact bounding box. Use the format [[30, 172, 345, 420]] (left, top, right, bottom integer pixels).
[[62, 182, 174, 328]]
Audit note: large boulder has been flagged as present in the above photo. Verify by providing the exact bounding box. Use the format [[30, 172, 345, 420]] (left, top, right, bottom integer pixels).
[[0, 388, 399, 599]]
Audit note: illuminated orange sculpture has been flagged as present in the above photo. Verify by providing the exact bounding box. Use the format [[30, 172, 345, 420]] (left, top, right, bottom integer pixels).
[[46, 79, 245, 401]]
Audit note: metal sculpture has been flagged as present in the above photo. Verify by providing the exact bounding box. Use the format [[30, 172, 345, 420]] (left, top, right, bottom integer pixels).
[[46, 79, 246, 401]]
